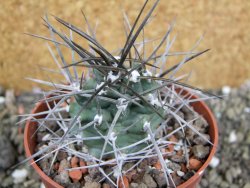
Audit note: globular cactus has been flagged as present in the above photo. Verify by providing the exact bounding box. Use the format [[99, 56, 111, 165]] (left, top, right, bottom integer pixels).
[[24, 0, 218, 187]]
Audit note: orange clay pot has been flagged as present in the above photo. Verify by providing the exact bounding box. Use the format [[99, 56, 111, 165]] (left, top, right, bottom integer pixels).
[[24, 89, 218, 188]]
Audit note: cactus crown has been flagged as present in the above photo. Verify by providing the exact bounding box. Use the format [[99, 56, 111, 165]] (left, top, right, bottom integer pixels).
[[23, 0, 219, 187]]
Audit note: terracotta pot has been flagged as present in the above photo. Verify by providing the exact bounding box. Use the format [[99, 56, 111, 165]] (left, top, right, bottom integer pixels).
[[24, 90, 218, 188], [176, 89, 218, 188]]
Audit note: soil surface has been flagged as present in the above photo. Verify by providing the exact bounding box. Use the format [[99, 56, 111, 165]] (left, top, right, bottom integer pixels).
[[0, 81, 250, 187]]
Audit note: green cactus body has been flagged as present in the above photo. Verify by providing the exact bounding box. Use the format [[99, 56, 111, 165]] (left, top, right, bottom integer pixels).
[[69, 69, 165, 158]]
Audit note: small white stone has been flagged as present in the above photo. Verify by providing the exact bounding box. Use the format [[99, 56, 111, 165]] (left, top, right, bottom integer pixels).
[[11, 169, 28, 184], [165, 159, 171, 164], [209, 156, 220, 168], [176, 170, 185, 177], [244, 107, 250, 113], [229, 131, 237, 143], [40, 183, 46, 188], [42, 134, 51, 141], [0, 96, 5, 104], [67, 156, 72, 161], [167, 168, 174, 174], [222, 86, 231, 95]]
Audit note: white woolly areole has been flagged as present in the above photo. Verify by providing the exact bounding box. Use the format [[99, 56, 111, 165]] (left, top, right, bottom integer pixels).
[[143, 121, 151, 131], [114, 56, 121, 60], [75, 133, 83, 144], [116, 98, 128, 111], [129, 70, 140, 83], [96, 82, 107, 95], [72, 82, 81, 91], [143, 69, 153, 82], [147, 93, 161, 107], [143, 69, 153, 77], [154, 73, 163, 84], [94, 114, 103, 125], [107, 71, 120, 82], [109, 132, 117, 142]]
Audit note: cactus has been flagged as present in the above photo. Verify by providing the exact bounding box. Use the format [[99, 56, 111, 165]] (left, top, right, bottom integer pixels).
[[23, 0, 219, 187]]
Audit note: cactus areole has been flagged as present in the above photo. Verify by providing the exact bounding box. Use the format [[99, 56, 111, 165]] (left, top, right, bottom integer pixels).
[[23, 0, 219, 187]]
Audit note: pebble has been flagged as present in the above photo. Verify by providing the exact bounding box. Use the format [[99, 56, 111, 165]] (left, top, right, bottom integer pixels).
[[171, 155, 185, 163], [193, 134, 211, 145], [189, 158, 202, 170], [11, 169, 28, 184], [0, 86, 4, 96], [222, 86, 231, 95], [142, 173, 157, 188], [0, 96, 5, 110], [38, 159, 50, 175], [182, 171, 195, 181], [225, 169, 233, 183], [166, 162, 181, 171], [69, 170, 82, 182], [79, 160, 88, 174], [54, 170, 70, 185], [83, 182, 101, 188], [176, 170, 185, 177], [151, 170, 167, 188], [58, 159, 70, 173], [130, 183, 139, 188], [209, 156, 220, 168], [243, 183, 250, 188], [0, 135, 15, 170], [56, 150, 68, 161], [229, 131, 237, 143], [102, 183, 111, 188], [118, 176, 129, 188], [192, 145, 210, 159], [40, 183, 45, 188]]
